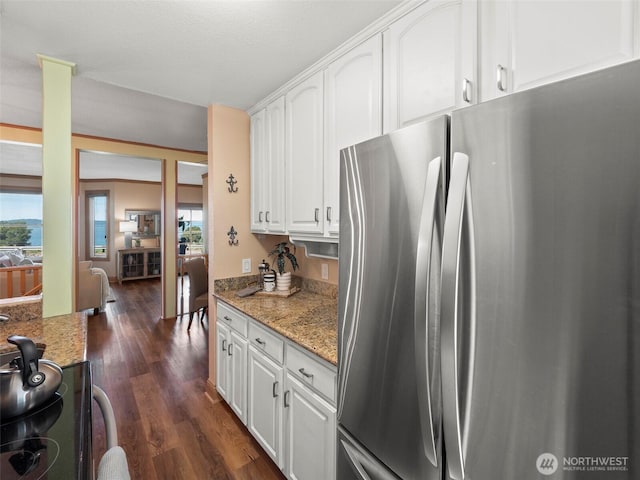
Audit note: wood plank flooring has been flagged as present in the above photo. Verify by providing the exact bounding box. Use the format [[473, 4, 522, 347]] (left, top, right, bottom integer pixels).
[[87, 278, 285, 480]]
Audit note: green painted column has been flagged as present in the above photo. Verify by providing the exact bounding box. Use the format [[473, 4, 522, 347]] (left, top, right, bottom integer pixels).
[[37, 55, 76, 317], [162, 159, 178, 320]]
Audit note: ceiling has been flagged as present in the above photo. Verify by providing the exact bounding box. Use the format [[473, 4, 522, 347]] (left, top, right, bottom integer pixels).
[[0, 0, 404, 153]]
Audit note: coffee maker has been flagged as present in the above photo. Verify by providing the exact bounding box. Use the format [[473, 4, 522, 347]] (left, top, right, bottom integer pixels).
[[258, 259, 270, 289]]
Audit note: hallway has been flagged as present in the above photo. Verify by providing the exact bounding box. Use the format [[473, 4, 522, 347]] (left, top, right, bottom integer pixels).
[[87, 278, 284, 479]]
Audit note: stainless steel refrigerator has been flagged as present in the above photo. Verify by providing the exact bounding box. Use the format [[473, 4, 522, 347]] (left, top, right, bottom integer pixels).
[[338, 59, 640, 480]]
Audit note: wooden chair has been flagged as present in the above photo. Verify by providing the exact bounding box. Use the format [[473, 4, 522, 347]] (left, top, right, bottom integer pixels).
[[182, 257, 208, 330]]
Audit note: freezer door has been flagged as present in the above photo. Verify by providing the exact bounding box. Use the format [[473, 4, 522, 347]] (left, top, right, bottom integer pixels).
[[338, 117, 448, 480], [444, 59, 640, 479], [337, 427, 401, 480]]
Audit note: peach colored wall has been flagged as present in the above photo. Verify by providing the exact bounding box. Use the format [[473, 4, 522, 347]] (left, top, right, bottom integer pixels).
[[252, 235, 338, 285], [178, 184, 203, 204], [208, 105, 269, 281], [294, 253, 339, 284], [78, 180, 161, 278]]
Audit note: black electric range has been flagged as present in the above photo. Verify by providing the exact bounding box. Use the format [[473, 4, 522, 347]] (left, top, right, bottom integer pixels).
[[1, 361, 93, 479]]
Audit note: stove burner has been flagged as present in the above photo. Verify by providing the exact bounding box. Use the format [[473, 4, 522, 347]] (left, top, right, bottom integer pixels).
[[1, 389, 64, 479], [0, 437, 60, 479], [9, 449, 41, 476], [1, 362, 92, 479]]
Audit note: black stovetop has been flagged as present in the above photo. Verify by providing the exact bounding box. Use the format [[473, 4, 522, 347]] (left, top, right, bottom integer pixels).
[[1, 361, 93, 480]]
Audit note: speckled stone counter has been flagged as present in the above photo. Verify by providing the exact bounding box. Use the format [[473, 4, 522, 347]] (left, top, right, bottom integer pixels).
[[0, 295, 42, 321], [214, 277, 338, 365], [0, 312, 87, 366]]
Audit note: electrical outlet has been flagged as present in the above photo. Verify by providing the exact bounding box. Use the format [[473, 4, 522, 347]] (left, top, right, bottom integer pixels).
[[242, 258, 251, 274], [321, 263, 329, 280]]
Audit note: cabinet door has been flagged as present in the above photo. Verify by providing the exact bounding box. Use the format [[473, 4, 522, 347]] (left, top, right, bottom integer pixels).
[[481, 0, 638, 100], [383, 0, 477, 133], [248, 346, 284, 468], [251, 109, 267, 232], [286, 71, 324, 235], [284, 373, 336, 480], [324, 35, 382, 237], [215, 321, 230, 400], [228, 330, 248, 424], [265, 96, 286, 233]]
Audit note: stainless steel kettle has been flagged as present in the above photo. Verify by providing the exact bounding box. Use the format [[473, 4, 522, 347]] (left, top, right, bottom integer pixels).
[[0, 335, 63, 419]]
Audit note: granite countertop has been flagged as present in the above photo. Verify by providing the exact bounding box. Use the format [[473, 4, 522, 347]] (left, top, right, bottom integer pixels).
[[214, 287, 338, 365], [0, 311, 87, 367]]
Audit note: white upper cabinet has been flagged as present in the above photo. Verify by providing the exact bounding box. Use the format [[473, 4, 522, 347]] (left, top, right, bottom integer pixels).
[[383, 0, 478, 133], [324, 34, 382, 237], [285, 71, 325, 235], [251, 96, 286, 233], [265, 97, 286, 233], [479, 0, 640, 101], [250, 109, 266, 232]]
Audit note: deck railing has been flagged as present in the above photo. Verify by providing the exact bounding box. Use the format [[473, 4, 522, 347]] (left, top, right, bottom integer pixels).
[[0, 264, 43, 298]]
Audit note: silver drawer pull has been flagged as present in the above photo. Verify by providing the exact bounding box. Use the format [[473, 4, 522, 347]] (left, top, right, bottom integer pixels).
[[227, 343, 233, 356], [314, 208, 320, 223], [223, 315, 232, 322], [299, 368, 314, 379], [284, 390, 291, 407], [255, 338, 266, 346], [273, 381, 279, 398], [221, 339, 227, 352]]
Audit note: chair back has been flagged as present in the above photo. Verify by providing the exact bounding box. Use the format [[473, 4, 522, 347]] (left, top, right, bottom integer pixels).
[[183, 257, 208, 298]]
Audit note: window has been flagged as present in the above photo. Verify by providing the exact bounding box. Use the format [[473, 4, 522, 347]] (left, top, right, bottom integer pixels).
[[86, 191, 109, 259], [178, 205, 204, 254], [0, 191, 43, 255]]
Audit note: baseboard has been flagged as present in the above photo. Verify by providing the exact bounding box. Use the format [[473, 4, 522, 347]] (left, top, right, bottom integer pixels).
[[204, 378, 220, 404]]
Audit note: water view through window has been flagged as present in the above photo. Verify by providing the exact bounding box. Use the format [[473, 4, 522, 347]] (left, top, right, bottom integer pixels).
[[0, 192, 43, 251], [87, 191, 108, 258]]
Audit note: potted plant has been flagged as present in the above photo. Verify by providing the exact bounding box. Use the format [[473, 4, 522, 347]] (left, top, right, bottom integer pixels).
[[268, 241, 299, 291]]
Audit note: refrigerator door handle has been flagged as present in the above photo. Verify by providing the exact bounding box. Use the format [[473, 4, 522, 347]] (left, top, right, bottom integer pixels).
[[414, 156, 441, 467], [441, 152, 474, 480]]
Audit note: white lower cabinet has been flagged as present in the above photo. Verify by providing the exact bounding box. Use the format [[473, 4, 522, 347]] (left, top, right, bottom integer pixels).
[[216, 316, 248, 424], [284, 373, 337, 480], [216, 301, 249, 424], [216, 300, 337, 480], [228, 330, 248, 422], [248, 345, 284, 468], [215, 321, 229, 400]]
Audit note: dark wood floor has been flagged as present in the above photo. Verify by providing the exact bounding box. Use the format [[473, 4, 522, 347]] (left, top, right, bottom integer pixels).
[[87, 278, 285, 480]]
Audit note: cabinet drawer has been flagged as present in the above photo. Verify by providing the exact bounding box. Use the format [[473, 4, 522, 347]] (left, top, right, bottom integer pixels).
[[249, 321, 284, 364], [286, 343, 336, 403], [217, 301, 248, 337]]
